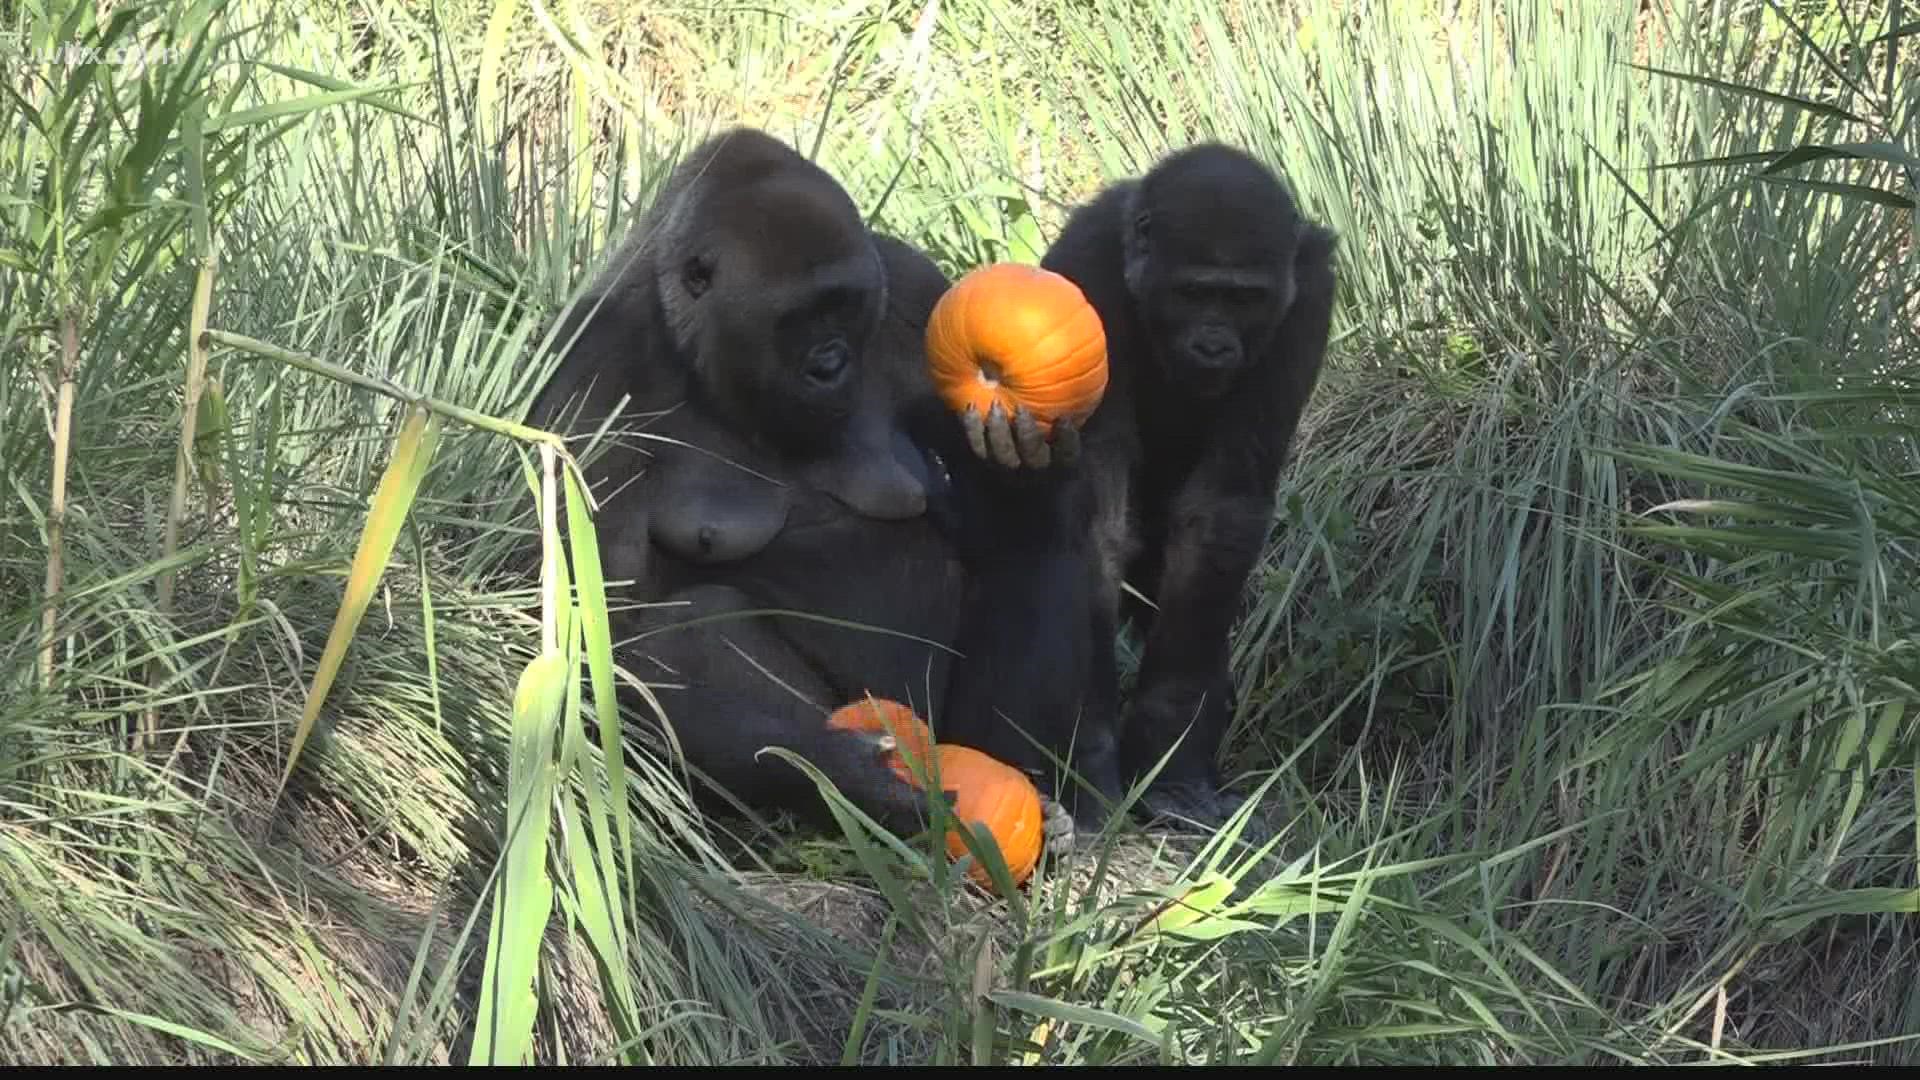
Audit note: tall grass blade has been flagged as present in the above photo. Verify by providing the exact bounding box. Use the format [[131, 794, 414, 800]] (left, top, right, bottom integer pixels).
[[279, 405, 442, 790]]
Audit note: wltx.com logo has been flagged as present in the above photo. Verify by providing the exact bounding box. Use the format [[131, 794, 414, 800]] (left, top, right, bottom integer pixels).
[[1, 33, 187, 69]]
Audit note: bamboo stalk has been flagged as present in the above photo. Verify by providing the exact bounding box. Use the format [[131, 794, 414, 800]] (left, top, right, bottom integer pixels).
[[150, 253, 219, 753], [40, 311, 79, 691]]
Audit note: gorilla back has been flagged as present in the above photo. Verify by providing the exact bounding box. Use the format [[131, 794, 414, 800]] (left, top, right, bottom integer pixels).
[[526, 128, 966, 836]]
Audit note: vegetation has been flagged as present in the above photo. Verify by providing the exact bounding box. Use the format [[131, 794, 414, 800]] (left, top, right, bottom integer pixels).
[[2, 0, 1915, 1065]]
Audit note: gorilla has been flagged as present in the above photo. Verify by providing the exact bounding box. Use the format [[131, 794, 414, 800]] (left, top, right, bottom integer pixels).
[[967, 141, 1339, 830], [525, 126, 1094, 843], [525, 127, 961, 837]]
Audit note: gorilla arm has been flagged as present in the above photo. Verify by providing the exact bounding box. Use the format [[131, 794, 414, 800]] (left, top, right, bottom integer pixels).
[[908, 371, 1124, 825], [931, 459, 1123, 827], [903, 233, 1127, 824], [619, 580, 947, 839]]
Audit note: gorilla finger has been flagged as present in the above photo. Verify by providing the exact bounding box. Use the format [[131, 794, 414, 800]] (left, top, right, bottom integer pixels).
[[1041, 795, 1077, 856], [962, 406, 989, 461], [1052, 418, 1082, 468], [985, 403, 1022, 469], [1012, 407, 1052, 469]]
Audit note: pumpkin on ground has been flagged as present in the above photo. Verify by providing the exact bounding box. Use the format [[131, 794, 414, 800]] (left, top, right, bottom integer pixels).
[[926, 743, 1045, 891], [825, 693, 935, 784], [924, 262, 1109, 437], [823, 695, 1046, 892]]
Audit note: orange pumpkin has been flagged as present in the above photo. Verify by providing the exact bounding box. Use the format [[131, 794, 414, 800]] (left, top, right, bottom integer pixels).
[[926, 744, 1045, 891], [825, 696, 1046, 893], [925, 262, 1109, 437], [826, 694, 935, 784]]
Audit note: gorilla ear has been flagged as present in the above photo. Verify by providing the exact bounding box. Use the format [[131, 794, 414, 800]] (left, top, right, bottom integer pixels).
[[681, 254, 714, 299], [871, 245, 889, 315], [1121, 186, 1152, 296], [1296, 221, 1339, 270]]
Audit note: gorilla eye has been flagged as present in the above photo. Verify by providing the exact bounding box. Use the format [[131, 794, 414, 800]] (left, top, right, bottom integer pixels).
[[682, 255, 713, 299], [1132, 211, 1151, 241]]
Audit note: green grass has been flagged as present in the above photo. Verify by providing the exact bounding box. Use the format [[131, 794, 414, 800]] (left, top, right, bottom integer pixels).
[[2, 0, 1916, 1065]]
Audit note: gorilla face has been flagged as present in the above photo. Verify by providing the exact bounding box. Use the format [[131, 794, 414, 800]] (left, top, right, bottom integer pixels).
[[765, 258, 882, 416], [1147, 263, 1294, 398], [1122, 146, 1305, 399], [665, 164, 888, 458]]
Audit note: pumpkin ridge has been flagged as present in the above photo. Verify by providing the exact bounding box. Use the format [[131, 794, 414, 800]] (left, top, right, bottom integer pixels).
[[969, 274, 1076, 369], [1006, 324, 1108, 388], [998, 318, 1096, 386], [1011, 364, 1108, 417]]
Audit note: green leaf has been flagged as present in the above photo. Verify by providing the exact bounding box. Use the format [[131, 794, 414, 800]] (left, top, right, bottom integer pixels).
[[1767, 888, 1920, 939], [478, 0, 522, 144], [758, 745, 934, 939], [1867, 20, 1920, 45], [469, 648, 568, 1065], [1004, 199, 1048, 265], [206, 87, 401, 133], [93, 1006, 261, 1060], [1140, 873, 1236, 936], [989, 990, 1166, 1044], [1757, 141, 1920, 175], [840, 915, 898, 1066], [1629, 63, 1865, 121], [1756, 176, 1915, 208], [254, 60, 429, 124]]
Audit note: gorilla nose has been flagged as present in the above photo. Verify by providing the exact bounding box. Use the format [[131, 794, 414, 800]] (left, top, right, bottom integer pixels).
[[805, 342, 851, 388], [1194, 334, 1237, 364]]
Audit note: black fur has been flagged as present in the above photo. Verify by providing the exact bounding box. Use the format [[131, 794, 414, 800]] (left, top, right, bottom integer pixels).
[[1039, 142, 1340, 829]]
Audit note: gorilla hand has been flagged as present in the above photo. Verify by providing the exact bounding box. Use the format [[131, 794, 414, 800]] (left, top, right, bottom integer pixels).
[[1040, 793, 1077, 860], [1120, 669, 1243, 832], [963, 402, 1081, 472], [813, 726, 959, 834]]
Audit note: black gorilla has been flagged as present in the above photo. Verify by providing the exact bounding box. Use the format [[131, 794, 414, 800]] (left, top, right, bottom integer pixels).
[[969, 141, 1339, 829], [526, 128, 961, 836], [526, 127, 1088, 841]]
